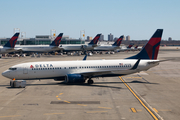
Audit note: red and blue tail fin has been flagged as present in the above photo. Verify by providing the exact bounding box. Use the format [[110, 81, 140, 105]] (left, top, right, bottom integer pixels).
[[126, 29, 163, 60], [4, 33, 19, 48], [50, 33, 63, 46], [112, 35, 124, 46], [88, 34, 101, 45], [135, 45, 138, 49], [127, 43, 134, 48]]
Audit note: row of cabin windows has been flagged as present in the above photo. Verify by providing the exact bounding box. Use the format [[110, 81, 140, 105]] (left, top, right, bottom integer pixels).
[[79, 65, 131, 69], [32, 67, 61, 70], [31, 65, 131, 70]]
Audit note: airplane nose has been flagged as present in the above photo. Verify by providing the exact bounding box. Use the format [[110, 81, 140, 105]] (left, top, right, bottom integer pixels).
[[2, 71, 9, 78]]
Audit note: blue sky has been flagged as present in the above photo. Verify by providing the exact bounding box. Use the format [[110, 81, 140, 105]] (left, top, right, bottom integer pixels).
[[0, 0, 180, 40]]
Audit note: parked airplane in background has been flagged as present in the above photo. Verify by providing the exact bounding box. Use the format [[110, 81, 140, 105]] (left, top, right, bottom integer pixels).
[[133, 45, 142, 51], [2, 29, 163, 85], [0, 33, 20, 54], [93, 35, 124, 51], [60, 34, 101, 52], [15, 33, 63, 53], [115, 43, 134, 52]]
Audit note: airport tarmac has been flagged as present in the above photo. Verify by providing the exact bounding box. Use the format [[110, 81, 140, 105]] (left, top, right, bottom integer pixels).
[[0, 50, 180, 120]]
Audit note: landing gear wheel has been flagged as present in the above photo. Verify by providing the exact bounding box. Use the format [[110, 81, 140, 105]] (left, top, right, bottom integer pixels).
[[88, 79, 94, 84]]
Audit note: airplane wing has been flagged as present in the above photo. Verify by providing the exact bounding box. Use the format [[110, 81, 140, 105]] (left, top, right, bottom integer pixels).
[[5, 48, 21, 52], [14, 48, 23, 51]]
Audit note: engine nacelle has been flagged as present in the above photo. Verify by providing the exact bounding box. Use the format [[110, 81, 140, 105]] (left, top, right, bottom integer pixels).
[[65, 74, 86, 83], [81, 45, 87, 50]]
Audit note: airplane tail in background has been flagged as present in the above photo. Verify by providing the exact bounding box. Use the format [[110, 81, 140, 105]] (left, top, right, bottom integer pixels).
[[135, 45, 138, 49], [4, 33, 20, 48], [127, 43, 134, 48], [88, 34, 101, 45], [126, 29, 163, 60], [112, 35, 124, 46], [50, 33, 63, 46]]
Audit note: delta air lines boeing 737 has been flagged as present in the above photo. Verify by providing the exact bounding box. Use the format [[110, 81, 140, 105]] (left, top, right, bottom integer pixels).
[[93, 35, 124, 51], [2, 29, 163, 84], [15, 33, 63, 53], [60, 34, 101, 52]]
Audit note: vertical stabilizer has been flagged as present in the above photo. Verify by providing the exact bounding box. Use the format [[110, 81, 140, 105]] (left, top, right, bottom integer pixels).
[[112, 35, 124, 46], [126, 29, 163, 60], [88, 34, 101, 45], [50, 33, 63, 46], [4, 33, 20, 48]]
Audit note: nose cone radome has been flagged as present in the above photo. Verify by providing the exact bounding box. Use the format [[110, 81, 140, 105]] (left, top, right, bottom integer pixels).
[[2, 70, 9, 78]]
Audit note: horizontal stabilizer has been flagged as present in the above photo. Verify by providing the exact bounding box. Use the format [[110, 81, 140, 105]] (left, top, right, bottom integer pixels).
[[147, 59, 173, 64]]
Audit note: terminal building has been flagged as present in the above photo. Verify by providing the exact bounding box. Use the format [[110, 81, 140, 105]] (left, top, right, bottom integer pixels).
[[0, 35, 85, 46]]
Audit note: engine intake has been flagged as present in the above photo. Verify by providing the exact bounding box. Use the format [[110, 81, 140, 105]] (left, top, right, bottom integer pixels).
[[65, 74, 86, 83]]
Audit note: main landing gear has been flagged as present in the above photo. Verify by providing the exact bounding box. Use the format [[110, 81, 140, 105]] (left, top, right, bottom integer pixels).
[[87, 79, 94, 84]]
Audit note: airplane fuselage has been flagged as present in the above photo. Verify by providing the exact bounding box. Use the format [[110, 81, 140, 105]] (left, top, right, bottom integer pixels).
[[0, 46, 16, 54], [15, 45, 61, 53], [93, 45, 119, 51], [60, 44, 96, 52], [2, 59, 159, 80]]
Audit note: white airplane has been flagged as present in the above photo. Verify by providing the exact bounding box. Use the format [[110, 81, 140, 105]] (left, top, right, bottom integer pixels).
[[117, 43, 135, 52], [60, 34, 101, 52], [15, 33, 63, 53], [0, 33, 20, 54], [93, 35, 124, 51], [132, 45, 142, 51], [2, 29, 163, 84]]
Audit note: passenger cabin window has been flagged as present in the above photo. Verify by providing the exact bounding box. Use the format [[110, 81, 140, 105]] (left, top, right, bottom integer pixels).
[[9, 68, 17, 70]]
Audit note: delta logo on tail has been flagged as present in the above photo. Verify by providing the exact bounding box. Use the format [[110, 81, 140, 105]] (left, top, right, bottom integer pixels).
[[113, 35, 124, 46], [126, 29, 163, 60], [4, 33, 20, 48], [50, 33, 63, 46], [144, 29, 163, 59], [127, 43, 134, 48], [88, 34, 101, 45], [135, 45, 138, 49]]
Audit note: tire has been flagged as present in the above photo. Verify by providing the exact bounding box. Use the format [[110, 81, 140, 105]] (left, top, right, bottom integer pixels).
[[88, 80, 94, 84]]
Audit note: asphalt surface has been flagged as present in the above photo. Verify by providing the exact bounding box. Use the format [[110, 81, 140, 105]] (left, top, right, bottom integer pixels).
[[0, 49, 180, 120]]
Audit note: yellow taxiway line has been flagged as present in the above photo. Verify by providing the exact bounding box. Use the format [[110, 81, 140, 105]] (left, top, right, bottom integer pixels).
[[119, 76, 158, 120], [0, 115, 21, 118]]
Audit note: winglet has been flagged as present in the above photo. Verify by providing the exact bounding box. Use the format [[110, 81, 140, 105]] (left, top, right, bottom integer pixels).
[[126, 29, 163, 60], [130, 59, 141, 70], [50, 33, 63, 46], [88, 34, 101, 45], [83, 55, 87, 60], [4, 33, 20, 48], [112, 35, 124, 46]]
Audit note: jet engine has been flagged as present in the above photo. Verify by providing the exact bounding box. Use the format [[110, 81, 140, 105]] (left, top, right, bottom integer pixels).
[[81, 45, 87, 50], [65, 74, 86, 83]]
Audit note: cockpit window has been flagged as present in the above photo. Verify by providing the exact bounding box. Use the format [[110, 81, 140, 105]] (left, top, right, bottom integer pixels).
[[9, 68, 17, 70]]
